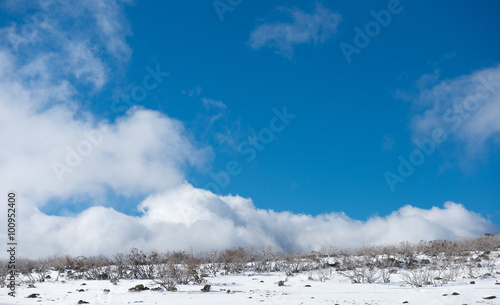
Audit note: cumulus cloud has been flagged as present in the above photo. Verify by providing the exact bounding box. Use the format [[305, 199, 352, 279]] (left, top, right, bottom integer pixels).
[[248, 4, 341, 58], [408, 65, 500, 155], [19, 183, 498, 257], [0, 100, 206, 204]]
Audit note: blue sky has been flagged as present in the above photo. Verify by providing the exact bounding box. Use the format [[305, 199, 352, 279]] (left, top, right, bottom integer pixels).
[[1, 0, 500, 256], [108, 0, 500, 222]]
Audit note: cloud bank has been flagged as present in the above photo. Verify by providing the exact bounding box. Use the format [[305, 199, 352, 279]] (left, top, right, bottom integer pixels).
[[20, 184, 498, 258], [248, 4, 341, 58]]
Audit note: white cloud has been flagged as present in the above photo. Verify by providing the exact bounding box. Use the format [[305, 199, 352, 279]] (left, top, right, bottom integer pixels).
[[248, 4, 341, 58], [65, 41, 109, 89], [0, 1, 209, 205], [18, 184, 498, 257], [408, 65, 500, 155], [0, 52, 207, 203], [0, 0, 132, 92], [83, 0, 133, 61]]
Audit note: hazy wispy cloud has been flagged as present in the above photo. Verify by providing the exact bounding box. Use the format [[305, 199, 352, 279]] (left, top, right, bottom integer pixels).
[[0, 0, 132, 92], [407, 65, 500, 157], [248, 4, 341, 58], [182, 86, 202, 97], [382, 134, 395, 152], [202, 97, 227, 125], [202, 97, 227, 111]]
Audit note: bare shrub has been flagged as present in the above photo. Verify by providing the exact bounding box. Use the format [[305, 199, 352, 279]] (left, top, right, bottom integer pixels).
[[248, 246, 278, 273], [340, 265, 379, 284], [125, 248, 158, 279], [17, 258, 36, 283], [185, 257, 204, 284], [281, 251, 314, 276], [380, 268, 391, 283], [48, 255, 69, 281], [442, 263, 461, 283], [218, 247, 247, 275], [337, 248, 357, 271], [6, 234, 497, 289], [401, 268, 435, 287], [155, 277, 177, 292], [482, 252, 499, 275], [67, 256, 87, 279], [0, 260, 7, 288], [199, 250, 221, 277], [397, 242, 417, 269], [319, 245, 337, 259], [464, 256, 479, 279], [33, 258, 50, 282], [84, 255, 110, 280], [111, 252, 128, 280], [310, 268, 332, 282]]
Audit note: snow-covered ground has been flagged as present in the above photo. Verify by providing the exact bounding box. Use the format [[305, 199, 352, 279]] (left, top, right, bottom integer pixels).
[[1, 268, 499, 305]]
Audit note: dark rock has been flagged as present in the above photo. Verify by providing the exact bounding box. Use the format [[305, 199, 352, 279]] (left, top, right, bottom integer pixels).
[[277, 280, 285, 286], [129, 284, 150, 292], [27, 284, 36, 288], [27, 293, 39, 298], [483, 296, 496, 300], [304, 284, 311, 287], [78, 301, 89, 304], [201, 284, 211, 292], [452, 292, 460, 295], [470, 281, 475, 284]]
